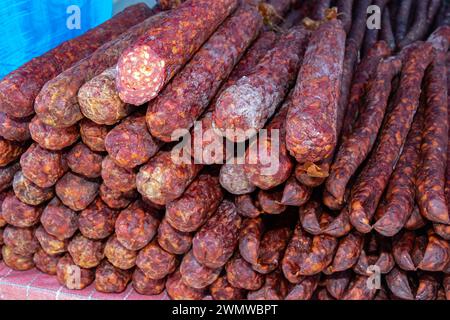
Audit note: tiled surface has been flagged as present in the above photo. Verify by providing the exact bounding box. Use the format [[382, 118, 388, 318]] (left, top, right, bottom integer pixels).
[[0, 262, 166, 300]]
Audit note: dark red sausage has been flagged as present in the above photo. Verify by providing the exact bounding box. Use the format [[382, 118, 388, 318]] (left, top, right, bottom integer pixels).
[[117, 0, 238, 105], [0, 113, 31, 142], [213, 26, 309, 143], [166, 174, 223, 233], [340, 41, 392, 140], [416, 48, 449, 224], [193, 200, 242, 269], [137, 151, 203, 205], [349, 43, 433, 233], [398, 0, 431, 48], [326, 56, 401, 208], [105, 114, 161, 169], [146, 4, 263, 142], [20, 144, 68, 188], [286, 19, 346, 164], [373, 104, 424, 237], [29, 116, 79, 150], [395, 0, 413, 44], [0, 3, 153, 119]]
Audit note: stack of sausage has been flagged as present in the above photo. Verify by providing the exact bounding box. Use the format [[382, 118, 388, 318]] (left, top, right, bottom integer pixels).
[[0, 0, 449, 300]]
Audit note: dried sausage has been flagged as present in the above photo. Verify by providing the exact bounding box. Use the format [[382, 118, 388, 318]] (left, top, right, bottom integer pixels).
[[385, 267, 415, 300], [349, 43, 433, 233], [312, 0, 331, 20], [78, 197, 117, 240], [416, 49, 449, 224], [66, 142, 103, 179], [341, 275, 377, 300], [399, 0, 431, 48], [146, 4, 263, 142], [326, 232, 364, 273], [280, 176, 311, 206], [239, 217, 264, 265], [286, 19, 346, 164], [340, 41, 392, 141], [56, 172, 99, 211], [282, 222, 338, 282], [166, 174, 223, 233], [405, 205, 427, 231], [78, 67, 134, 125], [285, 274, 320, 300], [56, 254, 94, 290], [132, 268, 165, 296], [392, 231, 420, 271], [33, 249, 60, 275], [137, 151, 202, 205], [193, 200, 242, 269], [166, 269, 206, 300], [210, 275, 245, 300], [0, 162, 20, 192], [243, 103, 294, 190], [416, 272, 440, 300], [362, 0, 389, 56], [1, 191, 43, 227], [35, 225, 68, 255], [0, 3, 153, 119], [225, 253, 264, 290], [99, 183, 136, 210], [95, 260, 132, 293], [381, 8, 396, 50], [252, 227, 291, 274], [79, 119, 110, 152], [136, 240, 177, 280], [104, 234, 137, 270], [29, 116, 79, 150], [67, 233, 104, 268], [0, 113, 31, 142], [246, 270, 290, 300], [219, 162, 255, 195], [326, 56, 402, 207], [213, 26, 309, 143], [34, 10, 167, 128], [101, 156, 136, 193], [180, 250, 221, 289], [325, 270, 352, 299], [395, 0, 413, 44], [115, 200, 160, 251], [105, 114, 160, 169], [117, 0, 238, 105], [2, 245, 34, 271], [235, 194, 261, 218], [159, 0, 185, 10], [257, 188, 286, 215], [13, 170, 54, 206], [418, 233, 450, 271], [373, 103, 424, 237], [157, 218, 192, 255], [3, 225, 39, 256], [337, 0, 354, 34], [20, 144, 68, 188], [40, 197, 78, 240], [0, 138, 25, 167]]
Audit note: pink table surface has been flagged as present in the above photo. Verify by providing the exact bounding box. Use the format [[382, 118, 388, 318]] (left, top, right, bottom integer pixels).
[[0, 262, 168, 300]]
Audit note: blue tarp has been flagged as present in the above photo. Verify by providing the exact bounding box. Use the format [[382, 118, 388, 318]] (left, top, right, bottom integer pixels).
[[0, 0, 112, 78]]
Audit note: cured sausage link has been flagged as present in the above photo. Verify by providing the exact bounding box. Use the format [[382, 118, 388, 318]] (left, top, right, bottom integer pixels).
[[0, 3, 153, 119], [117, 0, 238, 105], [146, 4, 263, 142], [349, 42, 434, 233]]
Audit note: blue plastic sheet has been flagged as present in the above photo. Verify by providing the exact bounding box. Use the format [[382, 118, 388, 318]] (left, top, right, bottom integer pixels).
[[0, 0, 112, 78]]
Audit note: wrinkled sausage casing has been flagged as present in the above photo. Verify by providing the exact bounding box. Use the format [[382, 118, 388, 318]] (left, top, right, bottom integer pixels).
[[117, 0, 238, 105]]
